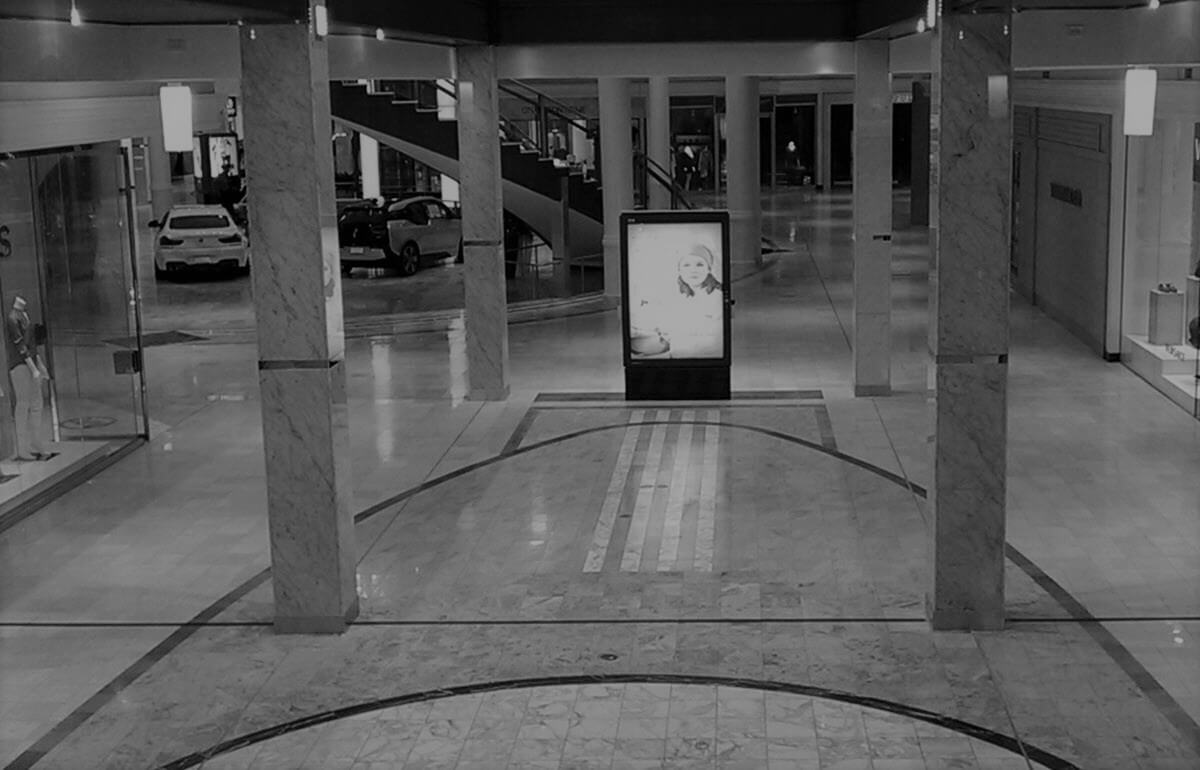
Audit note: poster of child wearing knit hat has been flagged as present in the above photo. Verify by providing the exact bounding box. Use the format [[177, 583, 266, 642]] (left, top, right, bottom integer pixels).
[[624, 215, 727, 360]]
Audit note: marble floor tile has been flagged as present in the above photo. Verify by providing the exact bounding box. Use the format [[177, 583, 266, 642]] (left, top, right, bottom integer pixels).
[[1, 190, 1198, 770]]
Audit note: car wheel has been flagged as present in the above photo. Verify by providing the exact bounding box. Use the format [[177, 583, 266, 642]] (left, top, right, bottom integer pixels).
[[397, 242, 420, 276]]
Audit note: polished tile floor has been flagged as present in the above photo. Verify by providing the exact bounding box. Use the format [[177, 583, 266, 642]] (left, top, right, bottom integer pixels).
[[0, 190, 1198, 770]]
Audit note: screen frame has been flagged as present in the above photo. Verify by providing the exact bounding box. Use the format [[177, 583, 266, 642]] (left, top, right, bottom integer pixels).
[[620, 209, 732, 368]]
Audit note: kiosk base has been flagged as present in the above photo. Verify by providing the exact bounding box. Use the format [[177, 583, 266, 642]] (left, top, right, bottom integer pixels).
[[625, 366, 731, 400]]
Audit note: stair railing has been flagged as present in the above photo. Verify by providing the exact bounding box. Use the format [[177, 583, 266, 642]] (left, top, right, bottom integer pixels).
[[497, 81, 594, 171], [634, 151, 695, 210]]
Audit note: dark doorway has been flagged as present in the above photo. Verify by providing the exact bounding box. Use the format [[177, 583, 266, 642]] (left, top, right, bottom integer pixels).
[[830, 103, 853, 186], [775, 104, 815, 187], [760, 114, 772, 187], [892, 102, 912, 187]]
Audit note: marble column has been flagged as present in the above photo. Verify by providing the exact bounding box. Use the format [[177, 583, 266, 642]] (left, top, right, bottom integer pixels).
[[359, 132, 380, 200], [148, 129, 174, 219], [853, 40, 893, 397], [927, 11, 1012, 631], [240, 14, 357, 633], [910, 81, 931, 227], [551, 173, 571, 296], [725, 76, 762, 267], [647, 76, 672, 210], [455, 46, 510, 400], [599, 77, 634, 300]]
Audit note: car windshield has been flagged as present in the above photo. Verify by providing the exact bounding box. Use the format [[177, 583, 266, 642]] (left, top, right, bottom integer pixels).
[[170, 214, 230, 229]]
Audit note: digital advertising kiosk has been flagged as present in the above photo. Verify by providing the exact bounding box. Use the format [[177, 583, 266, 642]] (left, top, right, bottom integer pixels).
[[621, 210, 732, 400]]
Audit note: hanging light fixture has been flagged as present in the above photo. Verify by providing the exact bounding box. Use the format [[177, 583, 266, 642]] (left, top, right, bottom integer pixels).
[[312, 3, 328, 38], [917, 18, 927, 33], [159, 84, 194, 152], [1148, 0, 1160, 9], [69, 1, 82, 26], [375, 27, 385, 41], [1123, 68, 1158, 136]]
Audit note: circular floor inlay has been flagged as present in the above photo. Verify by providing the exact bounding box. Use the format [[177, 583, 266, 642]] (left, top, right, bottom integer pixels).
[[195, 683, 1053, 769], [59, 416, 117, 430]]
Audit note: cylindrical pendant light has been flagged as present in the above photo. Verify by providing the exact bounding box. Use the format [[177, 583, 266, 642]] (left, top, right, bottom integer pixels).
[[159, 84, 194, 152]]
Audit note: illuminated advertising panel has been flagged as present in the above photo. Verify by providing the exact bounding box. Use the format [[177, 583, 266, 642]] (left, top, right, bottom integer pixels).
[[621, 211, 731, 369]]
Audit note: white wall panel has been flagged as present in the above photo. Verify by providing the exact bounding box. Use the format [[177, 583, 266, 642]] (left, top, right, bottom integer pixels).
[[0, 94, 227, 154]]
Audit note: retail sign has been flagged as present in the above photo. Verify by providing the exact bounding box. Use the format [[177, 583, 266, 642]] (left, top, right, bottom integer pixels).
[[1193, 123, 1199, 183], [620, 210, 732, 400], [1049, 182, 1083, 208]]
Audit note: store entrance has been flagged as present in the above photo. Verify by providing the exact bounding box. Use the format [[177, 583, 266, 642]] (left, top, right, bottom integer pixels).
[[0, 142, 148, 526]]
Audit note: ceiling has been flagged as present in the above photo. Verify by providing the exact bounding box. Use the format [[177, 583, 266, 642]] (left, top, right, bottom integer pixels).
[[0, 0, 1192, 42]]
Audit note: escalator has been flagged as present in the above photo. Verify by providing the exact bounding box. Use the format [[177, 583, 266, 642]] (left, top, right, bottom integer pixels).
[[329, 80, 604, 261]]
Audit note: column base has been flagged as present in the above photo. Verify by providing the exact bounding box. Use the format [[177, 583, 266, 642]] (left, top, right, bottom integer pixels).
[[469, 385, 511, 401], [275, 603, 359, 635], [926, 593, 1005, 631], [853, 384, 892, 397]]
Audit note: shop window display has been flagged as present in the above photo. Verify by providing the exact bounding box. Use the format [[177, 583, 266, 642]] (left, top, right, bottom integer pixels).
[[0, 143, 147, 522], [1191, 122, 1200, 417]]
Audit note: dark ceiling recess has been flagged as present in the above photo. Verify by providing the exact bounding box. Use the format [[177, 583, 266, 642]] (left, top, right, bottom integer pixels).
[[0, 0, 1187, 43], [855, 0, 927, 37], [488, 0, 858, 44]]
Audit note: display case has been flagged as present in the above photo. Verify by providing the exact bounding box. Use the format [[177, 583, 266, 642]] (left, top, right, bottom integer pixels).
[[1189, 270, 1200, 419]]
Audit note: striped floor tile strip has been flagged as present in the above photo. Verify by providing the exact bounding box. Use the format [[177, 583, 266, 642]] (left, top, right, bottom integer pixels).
[[582, 410, 645, 573]]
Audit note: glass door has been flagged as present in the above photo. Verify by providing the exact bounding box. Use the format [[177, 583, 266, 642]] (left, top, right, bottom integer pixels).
[[31, 142, 147, 448]]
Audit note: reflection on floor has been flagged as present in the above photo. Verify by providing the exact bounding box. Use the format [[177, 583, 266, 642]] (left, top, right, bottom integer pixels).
[[0, 190, 1197, 770], [0, 441, 110, 515]]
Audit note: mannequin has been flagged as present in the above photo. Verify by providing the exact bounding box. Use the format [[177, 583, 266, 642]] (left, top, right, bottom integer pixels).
[[6, 295, 51, 461]]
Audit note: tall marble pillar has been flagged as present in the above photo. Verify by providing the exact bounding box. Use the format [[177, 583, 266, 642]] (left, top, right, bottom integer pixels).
[[240, 14, 357, 634], [852, 40, 893, 397], [599, 77, 634, 299], [647, 76, 672, 210], [455, 46, 510, 399], [725, 76, 762, 267], [359, 133, 380, 200], [148, 129, 174, 219], [910, 81, 931, 227], [927, 11, 1012, 631]]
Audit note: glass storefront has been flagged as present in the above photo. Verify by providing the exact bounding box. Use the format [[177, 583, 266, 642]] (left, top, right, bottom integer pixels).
[[1118, 118, 1200, 421], [0, 142, 147, 519]]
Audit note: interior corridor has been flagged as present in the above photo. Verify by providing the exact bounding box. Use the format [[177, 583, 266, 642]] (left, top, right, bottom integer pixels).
[[0, 190, 1197, 770]]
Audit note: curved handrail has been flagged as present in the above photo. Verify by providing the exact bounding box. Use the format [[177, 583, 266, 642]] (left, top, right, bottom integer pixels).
[[634, 151, 695, 210], [499, 80, 593, 137], [498, 117, 542, 154]]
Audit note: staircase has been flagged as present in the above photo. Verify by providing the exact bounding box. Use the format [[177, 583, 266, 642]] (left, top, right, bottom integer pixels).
[[329, 80, 604, 260]]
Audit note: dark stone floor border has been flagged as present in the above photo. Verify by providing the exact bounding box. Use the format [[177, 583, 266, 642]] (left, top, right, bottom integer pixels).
[[5, 416, 1195, 768], [154, 673, 1079, 770]]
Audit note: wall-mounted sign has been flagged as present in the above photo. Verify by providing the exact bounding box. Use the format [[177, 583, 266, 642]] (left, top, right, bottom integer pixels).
[[621, 210, 731, 399], [1050, 182, 1083, 208], [1193, 123, 1199, 183]]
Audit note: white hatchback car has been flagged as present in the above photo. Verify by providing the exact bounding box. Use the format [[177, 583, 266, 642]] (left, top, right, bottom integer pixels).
[[151, 204, 249, 278], [338, 196, 461, 276]]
